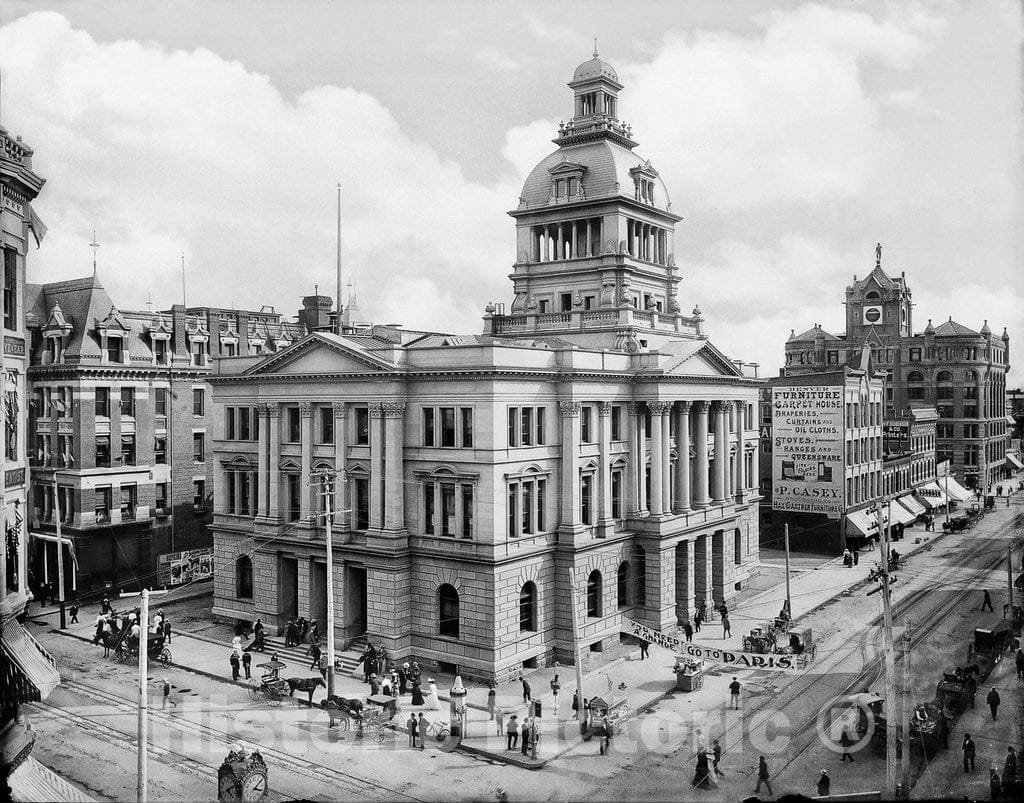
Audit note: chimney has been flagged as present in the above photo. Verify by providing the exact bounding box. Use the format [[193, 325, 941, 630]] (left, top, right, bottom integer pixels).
[[300, 295, 333, 332]]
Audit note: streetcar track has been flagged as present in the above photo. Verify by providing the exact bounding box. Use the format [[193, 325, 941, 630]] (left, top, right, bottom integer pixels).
[[40, 676, 426, 802]]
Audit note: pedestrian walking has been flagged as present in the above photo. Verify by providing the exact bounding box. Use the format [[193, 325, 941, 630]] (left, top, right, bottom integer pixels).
[[754, 755, 773, 796], [938, 712, 950, 749], [486, 683, 497, 720], [987, 687, 1001, 720], [162, 619, 171, 644], [418, 712, 428, 751], [308, 641, 322, 671], [506, 715, 519, 750], [495, 706, 505, 736], [92, 613, 105, 645], [853, 550, 859, 566], [161, 678, 177, 709], [1015, 649, 1024, 680], [982, 590, 994, 612], [712, 739, 722, 774], [684, 622, 693, 642], [963, 733, 977, 772], [101, 595, 111, 615], [840, 727, 854, 761], [411, 679, 424, 705], [407, 714, 417, 747], [242, 651, 251, 679], [229, 652, 240, 681], [370, 673, 380, 697], [728, 677, 741, 709], [1004, 746, 1017, 789], [694, 605, 703, 633], [599, 713, 611, 756], [521, 717, 530, 755], [521, 675, 531, 704], [399, 663, 409, 696], [550, 675, 560, 715], [691, 749, 712, 788], [69, 601, 79, 623], [817, 769, 830, 797], [991, 767, 1002, 800], [722, 615, 731, 638], [639, 639, 650, 660]]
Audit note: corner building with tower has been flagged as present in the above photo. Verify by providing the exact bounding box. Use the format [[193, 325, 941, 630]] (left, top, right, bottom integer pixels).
[[209, 54, 763, 681]]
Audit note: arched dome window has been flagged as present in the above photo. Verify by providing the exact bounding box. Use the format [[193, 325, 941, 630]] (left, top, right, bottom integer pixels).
[[519, 582, 537, 632], [438, 584, 460, 638], [236, 555, 253, 600], [865, 291, 881, 301], [586, 570, 603, 618]]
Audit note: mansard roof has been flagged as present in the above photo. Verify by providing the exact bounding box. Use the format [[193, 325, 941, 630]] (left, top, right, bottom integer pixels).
[[932, 318, 979, 337], [788, 325, 839, 343]]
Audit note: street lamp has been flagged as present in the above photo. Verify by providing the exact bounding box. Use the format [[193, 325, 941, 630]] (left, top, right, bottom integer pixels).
[[449, 674, 467, 738]]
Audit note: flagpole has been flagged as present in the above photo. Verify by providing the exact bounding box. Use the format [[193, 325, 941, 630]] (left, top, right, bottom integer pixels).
[[336, 184, 343, 334]]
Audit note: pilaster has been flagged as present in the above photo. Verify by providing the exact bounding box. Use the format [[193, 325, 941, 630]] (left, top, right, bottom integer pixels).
[[558, 401, 583, 533], [674, 401, 691, 513], [368, 402, 384, 532], [597, 401, 614, 536], [693, 401, 710, 508], [382, 401, 406, 533], [711, 401, 728, 503], [300, 402, 313, 524], [333, 402, 348, 528], [267, 403, 281, 521]]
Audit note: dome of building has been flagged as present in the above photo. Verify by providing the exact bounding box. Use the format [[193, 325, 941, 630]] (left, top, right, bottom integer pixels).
[[573, 54, 618, 83], [518, 140, 672, 212]]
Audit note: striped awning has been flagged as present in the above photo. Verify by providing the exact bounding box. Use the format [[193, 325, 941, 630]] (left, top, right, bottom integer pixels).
[[915, 482, 948, 509], [846, 508, 888, 538], [1, 619, 60, 700], [939, 477, 973, 502], [1007, 453, 1024, 471], [887, 501, 917, 527], [7, 756, 94, 802], [897, 495, 926, 517]]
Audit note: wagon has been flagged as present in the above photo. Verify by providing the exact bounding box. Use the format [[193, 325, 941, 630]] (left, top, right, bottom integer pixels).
[[935, 667, 977, 715], [361, 694, 403, 743], [248, 658, 289, 706], [780, 627, 816, 668], [742, 627, 777, 655], [322, 695, 364, 730], [113, 630, 171, 668]]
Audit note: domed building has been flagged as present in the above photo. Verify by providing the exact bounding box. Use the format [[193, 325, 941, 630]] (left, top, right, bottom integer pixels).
[[209, 54, 764, 682]]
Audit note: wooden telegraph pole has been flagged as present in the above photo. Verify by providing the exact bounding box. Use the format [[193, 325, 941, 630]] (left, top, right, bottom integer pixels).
[[876, 500, 898, 796], [783, 523, 792, 619], [900, 618, 912, 794], [314, 469, 347, 699], [567, 569, 585, 726]]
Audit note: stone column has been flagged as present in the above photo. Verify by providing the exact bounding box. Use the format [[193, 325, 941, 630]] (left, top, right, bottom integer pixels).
[[695, 533, 714, 610], [638, 409, 648, 514], [661, 405, 672, 510], [693, 401, 710, 508], [383, 402, 406, 532], [648, 403, 665, 515], [643, 545, 678, 631], [333, 403, 347, 526], [626, 402, 640, 516], [675, 541, 695, 624], [712, 401, 728, 503], [674, 402, 691, 513], [735, 400, 746, 495], [597, 402, 613, 534], [369, 402, 384, 531], [300, 402, 313, 523], [559, 401, 581, 530], [268, 403, 281, 519]]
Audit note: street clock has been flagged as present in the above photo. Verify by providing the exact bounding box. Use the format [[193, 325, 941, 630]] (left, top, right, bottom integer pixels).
[[217, 747, 268, 802], [863, 306, 883, 325]]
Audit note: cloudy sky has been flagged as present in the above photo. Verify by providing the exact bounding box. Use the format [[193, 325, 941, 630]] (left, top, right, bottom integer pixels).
[[1, 0, 1021, 382]]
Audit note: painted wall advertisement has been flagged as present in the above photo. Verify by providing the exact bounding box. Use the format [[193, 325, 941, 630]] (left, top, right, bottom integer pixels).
[[157, 548, 213, 586], [772, 386, 845, 518]]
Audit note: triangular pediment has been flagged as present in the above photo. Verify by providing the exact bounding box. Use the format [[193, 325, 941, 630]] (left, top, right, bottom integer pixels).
[[548, 161, 587, 175], [96, 305, 130, 332], [245, 333, 396, 376], [662, 340, 744, 377], [44, 303, 72, 334]]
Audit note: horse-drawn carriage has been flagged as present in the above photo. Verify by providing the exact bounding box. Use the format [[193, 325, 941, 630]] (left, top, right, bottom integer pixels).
[[110, 626, 171, 668], [361, 694, 405, 743], [742, 626, 778, 654], [248, 658, 290, 706], [739, 625, 815, 667], [944, 516, 972, 533], [322, 695, 365, 730], [935, 666, 977, 715], [967, 623, 1013, 678]]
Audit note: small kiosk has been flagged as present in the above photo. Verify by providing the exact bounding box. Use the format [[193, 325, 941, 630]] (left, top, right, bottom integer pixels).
[[673, 657, 705, 692]]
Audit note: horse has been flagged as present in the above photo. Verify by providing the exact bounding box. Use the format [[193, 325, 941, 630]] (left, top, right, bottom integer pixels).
[[286, 676, 326, 703], [100, 631, 120, 658]]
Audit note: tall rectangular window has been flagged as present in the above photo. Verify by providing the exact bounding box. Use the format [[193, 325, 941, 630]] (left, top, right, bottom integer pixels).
[[120, 435, 136, 466], [95, 387, 110, 417], [460, 408, 473, 448], [95, 486, 112, 523], [441, 483, 456, 536], [522, 481, 534, 534], [424, 484, 435, 534], [611, 406, 622, 441], [354, 476, 369, 529], [319, 407, 334, 444], [440, 407, 456, 448], [120, 484, 137, 520], [95, 435, 111, 468], [423, 408, 435, 446], [581, 474, 593, 525], [120, 387, 135, 417], [239, 406, 253, 440], [286, 407, 300, 443], [193, 480, 206, 511], [521, 407, 533, 447], [508, 484, 518, 537], [155, 483, 168, 513], [154, 387, 167, 417], [581, 406, 592, 442], [508, 407, 518, 447], [536, 407, 545, 445], [192, 388, 204, 416], [154, 338, 169, 365], [536, 479, 546, 532], [193, 432, 206, 462], [226, 407, 236, 439], [107, 335, 124, 363], [239, 471, 251, 516], [154, 437, 167, 465], [461, 484, 473, 538], [3, 248, 16, 330], [611, 470, 622, 519], [286, 474, 300, 521], [354, 406, 369, 445]]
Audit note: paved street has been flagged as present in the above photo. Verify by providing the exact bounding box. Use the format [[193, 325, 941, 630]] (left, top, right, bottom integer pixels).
[[18, 492, 1022, 801]]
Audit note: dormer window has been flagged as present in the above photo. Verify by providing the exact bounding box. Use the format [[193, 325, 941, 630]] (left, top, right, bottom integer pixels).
[[153, 338, 170, 365], [46, 336, 61, 365], [106, 334, 124, 363], [635, 178, 655, 204], [191, 338, 208, 367]]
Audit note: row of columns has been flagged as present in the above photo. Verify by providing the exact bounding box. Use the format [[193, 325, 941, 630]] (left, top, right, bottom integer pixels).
[[560, 399, 755, 531], [533, 218, 602, 262], [626, 218, 668, 264], [253, 401, 406, 534]]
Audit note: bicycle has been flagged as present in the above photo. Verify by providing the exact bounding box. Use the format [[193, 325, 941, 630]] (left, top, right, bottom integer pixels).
[[424, 718, 450, 741]]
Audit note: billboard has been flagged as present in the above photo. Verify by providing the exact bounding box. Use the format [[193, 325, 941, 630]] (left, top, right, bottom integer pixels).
[[157, 548, 214, 586], [772, 386, 845, 517], [883, 421, 911, 453]]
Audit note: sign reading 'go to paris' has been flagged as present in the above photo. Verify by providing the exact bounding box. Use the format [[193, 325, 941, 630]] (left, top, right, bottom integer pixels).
[[622, 618, 807, 674], [771, 386, 845, 518]]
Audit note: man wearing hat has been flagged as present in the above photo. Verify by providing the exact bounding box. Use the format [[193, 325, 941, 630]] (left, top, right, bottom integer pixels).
[[816, 770, 830, 797], [162, 678, 176, 709], [399, 662, 409, 696]]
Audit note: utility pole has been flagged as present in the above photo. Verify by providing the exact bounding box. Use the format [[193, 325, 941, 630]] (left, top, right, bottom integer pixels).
[[51, 471, 66, 629], [120, 588, 168, 803], [567, 569, 585, 728], [313, 469, 347, 698], [783, 523, 792, 619], [1009, 546, 1015, 621], [900, 618, 912, 795], [877, 499, 898, 797], [336, 183, 343, 335]]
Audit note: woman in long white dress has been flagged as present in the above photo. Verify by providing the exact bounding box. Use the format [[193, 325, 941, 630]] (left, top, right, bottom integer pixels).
[[426, 678, 441, 710]]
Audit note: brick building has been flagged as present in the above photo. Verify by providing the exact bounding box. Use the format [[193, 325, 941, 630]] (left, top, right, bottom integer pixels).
[[209, 53, 763, 682], [23, 276, 305, 593], [784, 248, 1011, 490]]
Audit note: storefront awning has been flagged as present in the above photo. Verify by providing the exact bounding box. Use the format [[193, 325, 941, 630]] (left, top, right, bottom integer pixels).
[[915, 482, 948, 509], [1006, 414, 1017, 425], [1, 619, 60, 700], [897, 494, 926, 517], [1006, 453, 1024, 471], [7, 756, 94, 802], [938, 477, 973, 502], [887, 501, 917, 527], [846, 508, 888, 538]]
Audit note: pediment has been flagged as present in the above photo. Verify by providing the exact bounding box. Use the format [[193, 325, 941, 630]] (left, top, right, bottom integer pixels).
[[245, 334, 395, 376], [662, 340, 744, 378], [548, 161, 587, 175], [96, 306, 130, 332], [44, 303, 72, 334]]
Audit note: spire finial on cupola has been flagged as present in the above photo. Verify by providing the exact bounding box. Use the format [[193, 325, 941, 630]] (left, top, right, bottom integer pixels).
[[981, 319, 991, 336], [593, 37, 599, 58], [875, 242, 882, 268]]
